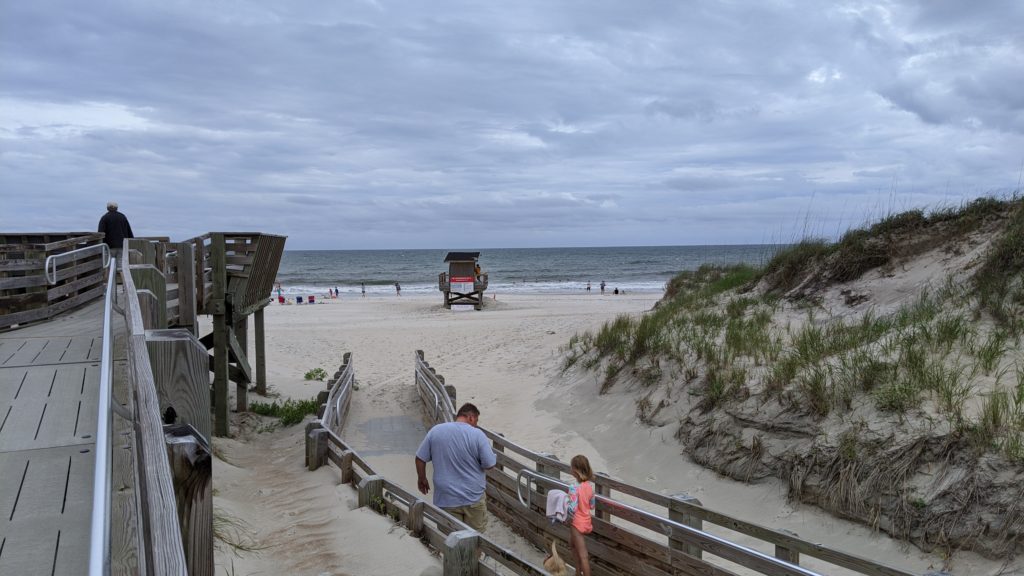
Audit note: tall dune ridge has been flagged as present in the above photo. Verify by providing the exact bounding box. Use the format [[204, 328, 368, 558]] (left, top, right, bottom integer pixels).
[[563, 196, 1024, 564]]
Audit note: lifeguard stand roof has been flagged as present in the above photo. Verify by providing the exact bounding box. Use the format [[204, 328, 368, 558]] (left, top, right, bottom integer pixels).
[[444, 251, 480, 262]]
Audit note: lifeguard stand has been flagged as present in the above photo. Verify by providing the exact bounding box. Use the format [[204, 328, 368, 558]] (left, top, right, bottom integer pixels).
[[439, 251, 488, 310]]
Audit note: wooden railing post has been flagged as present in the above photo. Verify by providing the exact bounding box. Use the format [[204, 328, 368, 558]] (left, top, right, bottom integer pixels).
[[338, 450, 354, 484], [304, 421, 322, 468], [210, 233, 229, 437], [492, 435, 505, 472], [669, 493, 703, 559], [594, 472, 612, 522], [536, 453, 559, 497], [408, 498, 425, 536], [775, 529, 800, 565], [443, 530, 480, 576], [357, 475, 385, 509], [165, 425, 213, 576], [307, 428, 328, 471]]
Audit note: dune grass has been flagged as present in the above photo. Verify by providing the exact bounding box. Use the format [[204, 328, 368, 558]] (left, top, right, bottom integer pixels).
[[563, 197, 1024, 461]]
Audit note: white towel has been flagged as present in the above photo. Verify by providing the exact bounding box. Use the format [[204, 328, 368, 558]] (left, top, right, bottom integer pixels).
[[546, 489, 569, 523]]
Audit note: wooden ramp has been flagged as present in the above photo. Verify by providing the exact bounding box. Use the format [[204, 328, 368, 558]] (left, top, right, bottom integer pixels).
[[0, 300, 106, 576]]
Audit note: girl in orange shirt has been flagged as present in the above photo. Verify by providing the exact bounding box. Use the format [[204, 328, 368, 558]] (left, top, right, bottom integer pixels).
[[566, 454, 595, 576]]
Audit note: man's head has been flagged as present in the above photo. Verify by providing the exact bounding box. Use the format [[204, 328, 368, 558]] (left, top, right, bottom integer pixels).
[[107, 202, 118, 211], [456, 402, 480, 426]]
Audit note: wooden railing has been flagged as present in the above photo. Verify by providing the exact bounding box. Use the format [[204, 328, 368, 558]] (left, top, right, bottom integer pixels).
[[120, 250, 190, 575], [306, 356, 550, 576], [415, 352, 918, 576], [0, 232, 107, 330]]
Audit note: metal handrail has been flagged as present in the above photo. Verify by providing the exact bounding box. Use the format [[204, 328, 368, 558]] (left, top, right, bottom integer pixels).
[[45, 243, 109, 284], [87, 261, 117, 576], [413, 353, 455, 422], [321, 359, 355, 432], [515, 468, 822, 576]]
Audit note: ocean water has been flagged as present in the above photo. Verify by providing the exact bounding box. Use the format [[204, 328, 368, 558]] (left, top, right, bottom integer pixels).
[[275, 245, 780, 297]]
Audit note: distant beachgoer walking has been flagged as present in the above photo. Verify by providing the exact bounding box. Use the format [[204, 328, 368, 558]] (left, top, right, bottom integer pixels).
[[98, 201, 134, 261], [395, 282, 401, 296], [586, 282, 591, 292], [599, 281, 605, 294], [361, 282, 366, 297]]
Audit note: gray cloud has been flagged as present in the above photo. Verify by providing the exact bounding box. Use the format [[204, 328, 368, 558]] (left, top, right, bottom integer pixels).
[[1, 1, 1022, 248]]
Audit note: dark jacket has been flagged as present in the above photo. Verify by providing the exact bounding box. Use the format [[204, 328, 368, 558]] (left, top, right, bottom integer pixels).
[[98, 210, 134, 249]]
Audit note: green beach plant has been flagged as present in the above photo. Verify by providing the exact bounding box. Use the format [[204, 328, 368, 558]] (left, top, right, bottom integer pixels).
[[249, 397, 320, 426], [304, 367, 328, 381]]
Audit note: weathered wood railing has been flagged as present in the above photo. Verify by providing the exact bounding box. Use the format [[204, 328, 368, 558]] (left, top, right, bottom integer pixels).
[[415, 352, 918, 576], [120, 250, 192, 575], [0, 232, 107, 330], [306, 356, 550, 576]]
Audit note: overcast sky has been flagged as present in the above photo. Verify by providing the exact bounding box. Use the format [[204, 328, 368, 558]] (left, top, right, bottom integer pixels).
[[2, 1, 1022, 249]]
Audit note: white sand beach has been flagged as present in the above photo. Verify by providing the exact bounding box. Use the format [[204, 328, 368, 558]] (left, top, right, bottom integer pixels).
[[212, 292, 1011, 576]]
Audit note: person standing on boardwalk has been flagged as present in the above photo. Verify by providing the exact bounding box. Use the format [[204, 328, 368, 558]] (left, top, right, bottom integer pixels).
[[415, 403, 496, 532], [395, 282, 401, 296], [98, 201, 134, 261], [566, 454, 596, 576]]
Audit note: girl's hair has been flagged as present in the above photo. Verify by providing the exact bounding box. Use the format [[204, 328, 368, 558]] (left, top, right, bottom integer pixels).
[[570, 454, 593, 481]]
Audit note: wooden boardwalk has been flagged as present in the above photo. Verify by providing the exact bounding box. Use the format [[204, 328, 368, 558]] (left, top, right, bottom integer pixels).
[[0, 300, 111, 576]]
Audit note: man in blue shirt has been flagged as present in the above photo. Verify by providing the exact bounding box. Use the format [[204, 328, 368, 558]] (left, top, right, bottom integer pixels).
[[415, 403, 496, 532]]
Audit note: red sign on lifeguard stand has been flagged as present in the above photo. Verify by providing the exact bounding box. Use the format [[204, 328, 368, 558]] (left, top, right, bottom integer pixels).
[[451, 275, 474, 294]]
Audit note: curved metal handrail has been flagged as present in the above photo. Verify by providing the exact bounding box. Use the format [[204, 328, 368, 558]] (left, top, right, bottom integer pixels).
[[87, 261, 117, 576], [321, 358, 355, 433], [45, 243, 109, 285]]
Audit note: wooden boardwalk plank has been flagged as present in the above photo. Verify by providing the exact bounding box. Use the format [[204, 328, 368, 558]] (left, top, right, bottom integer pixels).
[[0, 363, 97, 452], [0, 445, 95, 576], [0, 301, 109, 576], [0, 339, 46, 367]]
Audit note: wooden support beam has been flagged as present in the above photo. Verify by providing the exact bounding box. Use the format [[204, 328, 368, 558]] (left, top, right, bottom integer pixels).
[[166, 426, 213, 576], [228, 328, 251, 413], [175, 241, 197, 334], [147, 329, 212, 442], [210, 233, 229, 437], [254, 307, 267, 395]]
